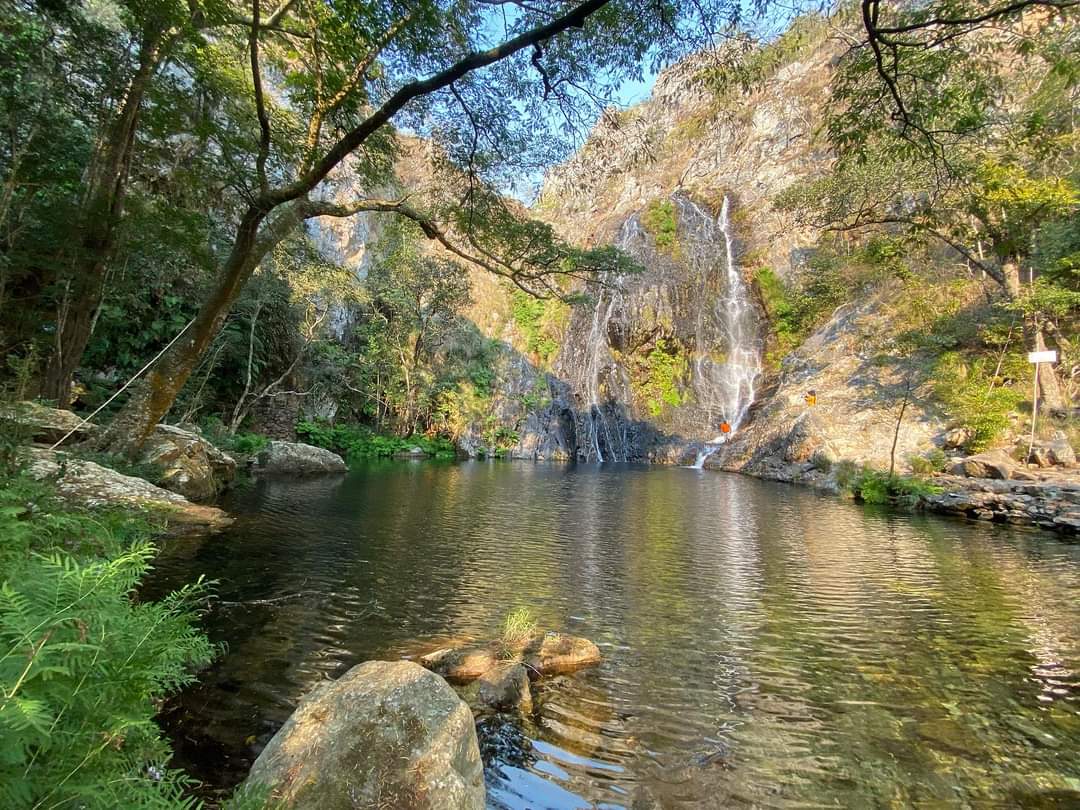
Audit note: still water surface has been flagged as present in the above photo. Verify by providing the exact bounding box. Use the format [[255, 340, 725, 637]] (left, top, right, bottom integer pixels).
[[145, 461, 1080, 808]]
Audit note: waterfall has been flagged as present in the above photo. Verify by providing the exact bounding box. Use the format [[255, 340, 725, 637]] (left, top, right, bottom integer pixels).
[[689, 194, 761, 468], [555, 193, 759, 465]]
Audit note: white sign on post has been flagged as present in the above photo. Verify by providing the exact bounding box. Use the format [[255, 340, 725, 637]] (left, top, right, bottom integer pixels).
[[1028, 350, 1058, 364]]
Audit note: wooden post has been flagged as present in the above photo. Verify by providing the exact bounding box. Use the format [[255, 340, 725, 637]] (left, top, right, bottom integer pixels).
[[1026, 347, 1057, 467], [1028, 362, 1039, 468]]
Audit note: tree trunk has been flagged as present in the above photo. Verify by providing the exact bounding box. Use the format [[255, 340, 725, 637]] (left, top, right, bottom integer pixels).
[[39, 28, 169, 406], [101, 202, 306, 452], [1001, 259, 1021, 299]]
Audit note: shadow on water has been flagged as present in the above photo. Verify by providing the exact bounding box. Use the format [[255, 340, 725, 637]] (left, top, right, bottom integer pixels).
[[144, 461, 1080, 808]]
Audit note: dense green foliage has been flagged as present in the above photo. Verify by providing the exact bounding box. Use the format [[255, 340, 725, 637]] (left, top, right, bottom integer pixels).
[[511, 291, 564, 365], [0, 472, 215, 808], [627, 338, 690, 417], [297, 420, 456, 461], [834, 462, 943, 507]]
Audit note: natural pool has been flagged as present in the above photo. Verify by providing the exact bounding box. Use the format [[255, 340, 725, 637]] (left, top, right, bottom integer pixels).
[[144, 461, 1080, 808]]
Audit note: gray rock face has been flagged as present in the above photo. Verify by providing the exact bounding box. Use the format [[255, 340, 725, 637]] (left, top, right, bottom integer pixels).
[[0, 401, 97, 445], [1049, 434, 1077, 467], [478, 663, 533, 714], [21, 448, 232, 535], [140, 424, 236, 502], [952, 450, 1019, 480], [709, 296, 947, 477], [245, 661, 484, 810], [254, 440, 347, 475]]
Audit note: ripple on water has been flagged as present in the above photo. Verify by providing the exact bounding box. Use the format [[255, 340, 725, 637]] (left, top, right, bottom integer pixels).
[[143, 461, 1080, 808]]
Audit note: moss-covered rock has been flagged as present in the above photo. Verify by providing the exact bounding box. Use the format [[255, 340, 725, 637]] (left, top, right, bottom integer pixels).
[[245, 660, 484, 810]]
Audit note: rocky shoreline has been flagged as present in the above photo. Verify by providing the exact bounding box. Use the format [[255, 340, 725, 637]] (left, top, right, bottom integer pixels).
[[719, 456, 1080, 536]]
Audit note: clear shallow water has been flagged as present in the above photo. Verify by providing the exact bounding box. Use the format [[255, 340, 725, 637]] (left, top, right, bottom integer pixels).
[[145, 461, 1080, 808]]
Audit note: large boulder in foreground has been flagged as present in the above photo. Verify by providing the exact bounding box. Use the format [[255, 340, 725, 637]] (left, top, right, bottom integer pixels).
[[139, 424, 236, 502], [254, 440, 347, 475], [245, 661, 484, 810], [22, 448, 231, 535]]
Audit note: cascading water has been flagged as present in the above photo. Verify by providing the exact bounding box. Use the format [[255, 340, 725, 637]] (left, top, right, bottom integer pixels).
[[545, 192, 760, 464], [686, 194, 761, 467]]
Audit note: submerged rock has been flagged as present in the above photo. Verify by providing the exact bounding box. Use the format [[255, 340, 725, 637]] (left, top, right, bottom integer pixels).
[[139, 423, 236, 502], [420, 646, 499, 684], [245, 660, 484, 810], [478, 663, 533, 714], [22, 447, 231, 535], [420, 632, 602, 684], [522, 633, 603, 678], [254, 440, 347, 475]]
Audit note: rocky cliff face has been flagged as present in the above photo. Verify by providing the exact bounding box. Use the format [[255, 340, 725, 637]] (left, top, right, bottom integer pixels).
[[504, 31, 845, 463]]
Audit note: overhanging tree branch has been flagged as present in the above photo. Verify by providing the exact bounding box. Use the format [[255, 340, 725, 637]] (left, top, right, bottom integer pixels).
[[266, 0, 612, 208]]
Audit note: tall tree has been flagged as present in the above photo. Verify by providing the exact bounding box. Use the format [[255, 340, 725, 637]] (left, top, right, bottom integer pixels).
[[98, 0, 744, 450]]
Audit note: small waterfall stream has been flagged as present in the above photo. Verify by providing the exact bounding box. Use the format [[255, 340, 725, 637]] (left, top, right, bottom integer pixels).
[[552, 192, 761, 464], [683, 194, 761, 467]]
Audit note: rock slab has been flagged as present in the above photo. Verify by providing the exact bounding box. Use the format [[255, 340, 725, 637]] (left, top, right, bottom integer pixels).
[[22, 448, 231, 535], [254, 440, 348, 475], [0, 402, 97, 445], [245, 661, 484, 810]]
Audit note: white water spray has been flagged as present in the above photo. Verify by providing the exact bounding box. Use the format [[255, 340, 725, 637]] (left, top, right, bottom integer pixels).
[[690, 194, 761, 468]]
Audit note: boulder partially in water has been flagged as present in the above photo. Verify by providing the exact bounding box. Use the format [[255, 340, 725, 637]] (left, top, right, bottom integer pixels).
[[478, 662, 533, 714], [245, 660, 484, 810], [254, 440, 347, 475], [522, 633, 602, 678], [139, 423, 236, 502]]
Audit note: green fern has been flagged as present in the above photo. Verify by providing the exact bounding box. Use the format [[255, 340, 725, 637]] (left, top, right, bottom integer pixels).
[[0, 471, 218, 808]]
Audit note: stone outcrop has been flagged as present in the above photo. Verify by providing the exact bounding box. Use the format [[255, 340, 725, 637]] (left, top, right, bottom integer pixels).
[[21, 447, 232, 535], [253, 440, 347, 475], [245, 661, 484, 810], [709, 296, 946, 477], [950, 449, 1024, 480], [922, 476, 1080, 534], [0, 401, 97, 445], [139, 424, 236, 502]]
